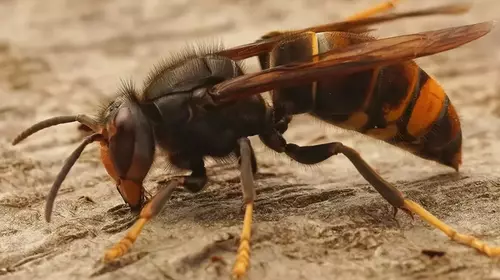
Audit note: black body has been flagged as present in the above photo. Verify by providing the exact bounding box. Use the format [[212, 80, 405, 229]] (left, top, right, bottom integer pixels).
[[123, 53, 270, 193]]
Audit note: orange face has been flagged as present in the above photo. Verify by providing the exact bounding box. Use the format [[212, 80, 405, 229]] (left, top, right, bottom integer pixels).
[[100, 141, 145, 209], [100, 142, 118, 183]]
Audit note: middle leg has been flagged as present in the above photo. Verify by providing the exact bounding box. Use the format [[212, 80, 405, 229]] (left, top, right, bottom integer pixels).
[[232, 138, 258, 279]]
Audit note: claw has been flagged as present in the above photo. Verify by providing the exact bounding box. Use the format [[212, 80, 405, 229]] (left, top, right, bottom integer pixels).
[[400, 205, 415, 221], [392, 205, 414, 220], [392, 206, 398, 219]]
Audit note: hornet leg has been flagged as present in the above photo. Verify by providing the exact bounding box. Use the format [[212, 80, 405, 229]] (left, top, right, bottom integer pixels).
[[255, 0, 400, 70], [346, 0, 400, 20], [232, 138, 257, 279], [260, 130, 500, 257], [103, 169, 209, 262]]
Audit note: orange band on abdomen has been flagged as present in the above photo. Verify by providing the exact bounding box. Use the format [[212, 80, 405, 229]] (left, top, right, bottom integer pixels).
[[447, 102, 461, 140], [407, 77, 446, 137]]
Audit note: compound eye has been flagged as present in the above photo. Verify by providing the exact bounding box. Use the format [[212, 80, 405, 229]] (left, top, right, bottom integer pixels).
[[108, 106, 136, 179], [104, 102, 155, 209]]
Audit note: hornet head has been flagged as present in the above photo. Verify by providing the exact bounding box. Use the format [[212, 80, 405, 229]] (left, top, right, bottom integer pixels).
[[12, 87, 155, 222]]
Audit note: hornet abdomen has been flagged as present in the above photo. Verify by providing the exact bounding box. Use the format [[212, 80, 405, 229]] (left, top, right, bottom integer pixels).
[[260, 31, 462, 170]]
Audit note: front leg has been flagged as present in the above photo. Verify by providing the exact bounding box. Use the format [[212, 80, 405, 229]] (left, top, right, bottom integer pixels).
[[260, 129, 500, 257], [103, 167, 209, 262]]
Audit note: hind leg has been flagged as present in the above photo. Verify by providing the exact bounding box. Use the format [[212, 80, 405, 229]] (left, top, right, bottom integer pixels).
[[260, 130, 500, 257], [256, 0, 400, 50], [346, 0, 400, 20]]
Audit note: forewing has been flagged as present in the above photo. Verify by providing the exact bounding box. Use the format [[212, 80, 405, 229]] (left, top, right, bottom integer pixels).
[[217, 3, 472, 60], [211, 21, 495, 103]]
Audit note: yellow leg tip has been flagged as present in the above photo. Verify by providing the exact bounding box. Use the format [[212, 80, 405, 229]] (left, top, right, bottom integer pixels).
[[237, 251, 249, 260], [231, 202, 254, 279], [103, 253, 115, 262], [232, 263, 247, 279], [101, 217, 148, 263], [346, 0, 401, 20], [103, 251, 118, 262], [237, 242, 250, 252], [403, 199, 500, 258], [103, 245, 126, 262]]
